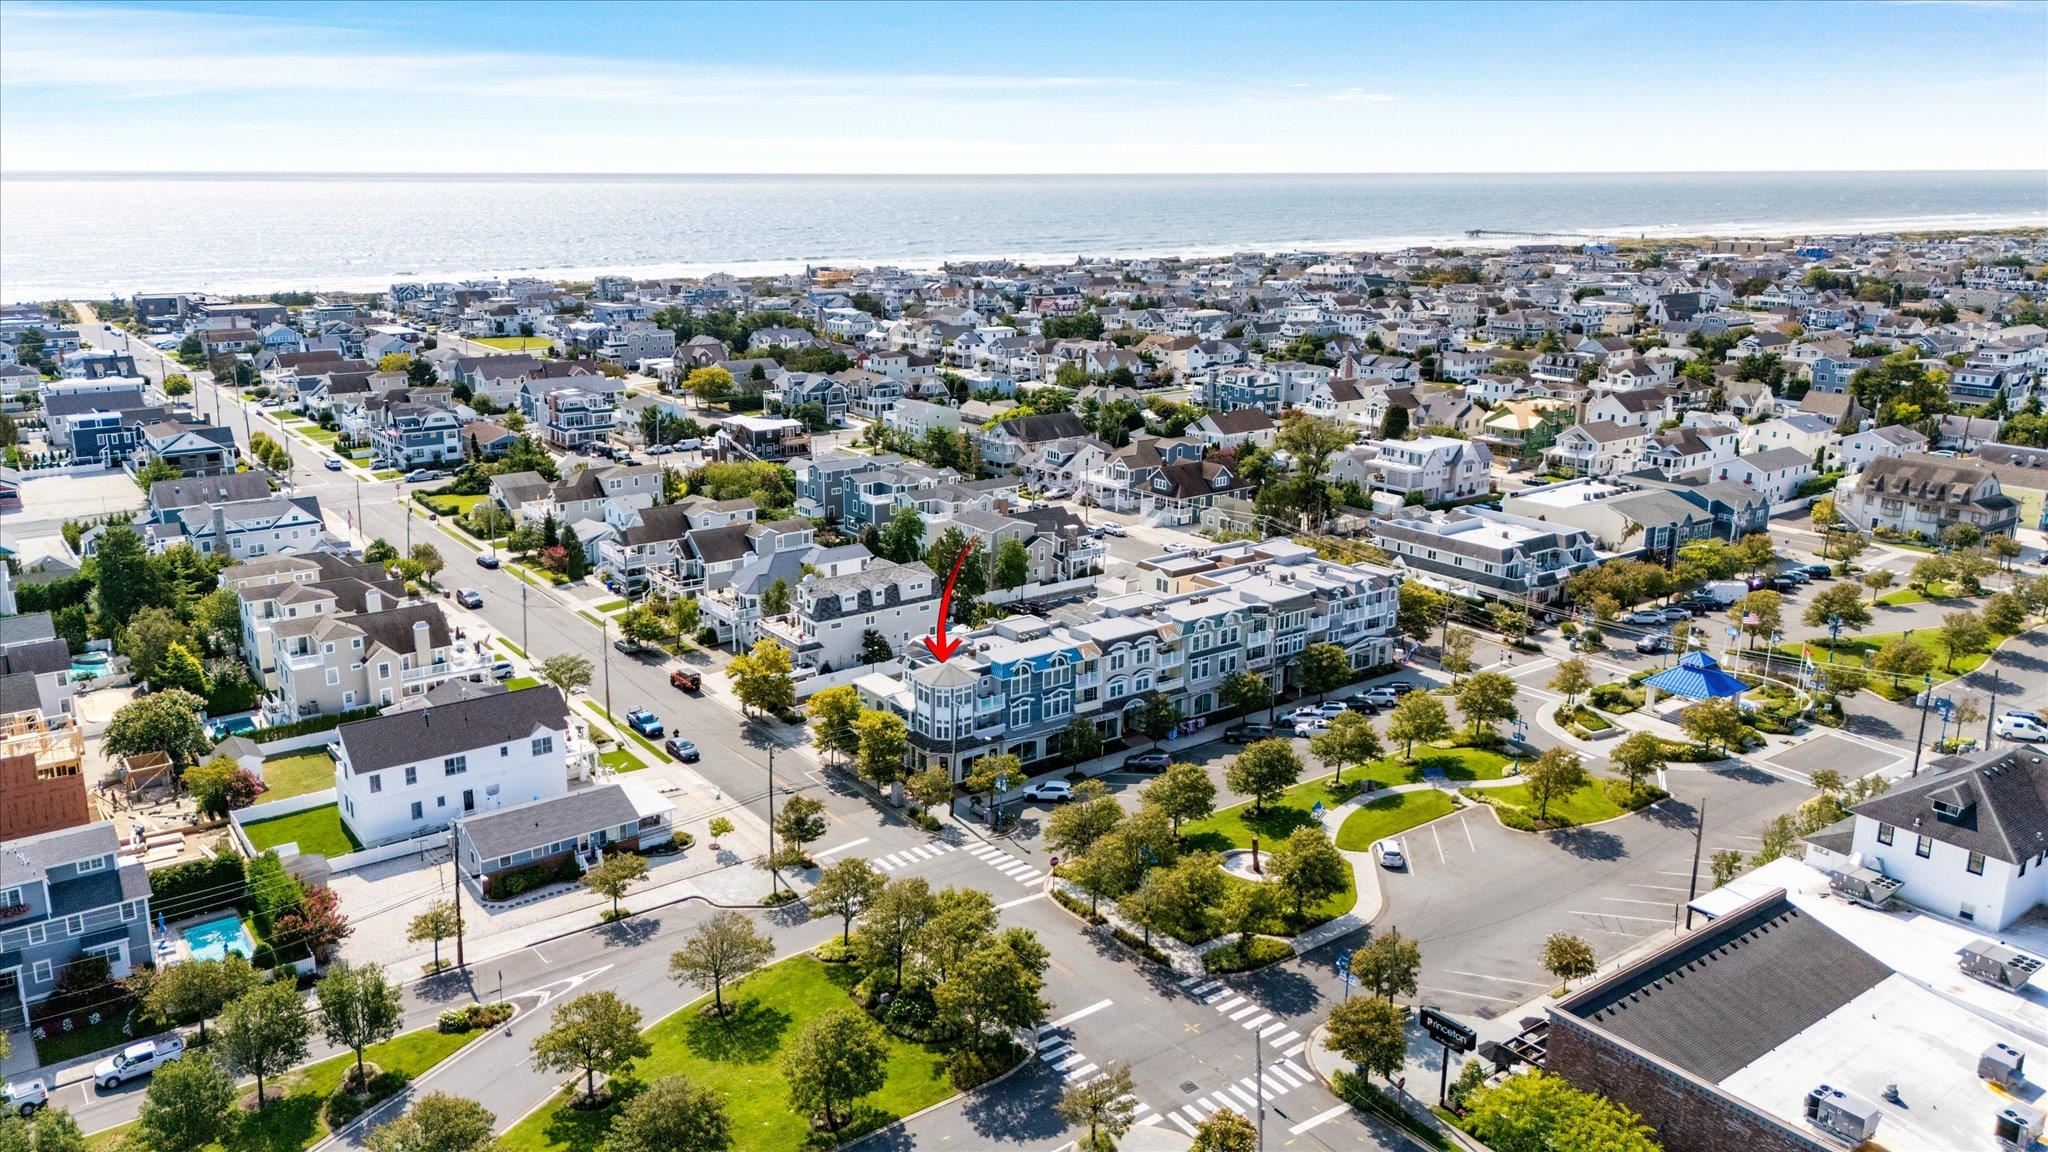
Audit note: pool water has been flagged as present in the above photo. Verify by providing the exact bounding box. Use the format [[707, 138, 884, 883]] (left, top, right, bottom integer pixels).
[[69, 653, 111, 680], [208, 716, 259, 739], [182, 914, 255, 963]]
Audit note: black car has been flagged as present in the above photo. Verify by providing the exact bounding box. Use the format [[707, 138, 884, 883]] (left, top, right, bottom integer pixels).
[[1122, 751, 1171, 771], [1802, 563, 1835, 580], [1769, 576, 1802, 593], [1222, 722, 1275, 742]]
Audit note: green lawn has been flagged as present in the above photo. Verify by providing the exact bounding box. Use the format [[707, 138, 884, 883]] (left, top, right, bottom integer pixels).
[[506, 676, 541, 691], [298, 427, 338, 445], [599, 748, 647, 774], [240, 803, 361, 858], [419, 493, 487, 518], [499, 955, 956, 1152], [473, 336, 555, 353], [1216, 865, 1356, 938], [32, 1011, 131, 1066], [1181, 771, 1366, 853], [373, 469, 402, 480], [87, 1023, 483, 1152], [1774, 624, 2011, 698], [1377, 745, 1513, 782], [1478, 781, 1626, 827], [1334, 790, 1459, 852], [498, 639, 528, 659], [259, 750, 337, 801], [594, 598, 630, 614]]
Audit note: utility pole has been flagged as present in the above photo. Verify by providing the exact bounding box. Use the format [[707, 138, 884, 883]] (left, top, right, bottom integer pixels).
[[766, 745, 779, 899], [521, 583, 529, 655], [448, 822, 467, 971], [1684, 795, 1707, 929], [601, 617, 612, 723], [1986, 669, 2000, 748], [1911, 672, 1935, 776]]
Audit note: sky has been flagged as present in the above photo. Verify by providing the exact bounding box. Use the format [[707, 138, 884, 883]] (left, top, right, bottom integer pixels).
[[2, 1, 2045, 174]]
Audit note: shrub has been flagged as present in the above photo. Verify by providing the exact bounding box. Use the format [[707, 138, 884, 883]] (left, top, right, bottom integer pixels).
[[437, 1001, 514, 1033], [946, 1037, 1022, 1091], [149, 853, 247, 920], [813, 938, 854, 964], [323, 1067, 408, 1129], [696, 626, 719, 646], [1051, 887, 1106, 926], [246, 851, 304, 937], [482, 855, 580, 901], [1203, 937, 1294, 974], [882, 983, 938, 1039], [1587, 683, 1642, 713], [258, 708, 380, 742], [1602, 779, 1667, 812], [1110, 928, 1170, 967]]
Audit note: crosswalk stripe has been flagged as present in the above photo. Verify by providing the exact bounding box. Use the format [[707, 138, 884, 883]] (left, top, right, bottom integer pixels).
[[1201, 990, 1231, 1005], [1034, 1024, 1058, 1039], [1272, 1029, 1300, 1047], [1189, 981, 1222, 996], [1260, 1071, 1290, 1096], [1282, 1042, 1305, 1059], [1063, 1063, 1098, 1081], [1239, 1012, 1271, 1030], [1279, 1058, 1310, 1079], [1140, 1114, 1163, 1127], [1177, 976, 1201, 988], [966, 842, 997, 856], [1039, 1045, 1072, 1063], [1227, 1005, 1259, 1021], [1269, 1064, 1304, 1089], [1170, 1113, 1198, 1135], [1213, 995, 1246, 1013], [1053, 1053, 1084, 1071], [1258, 1021, 1287, 1039], [1014, 869, 1043, 882], [1225, 1086, 1258, 1110], [1181, 1104, 1210, 1124]]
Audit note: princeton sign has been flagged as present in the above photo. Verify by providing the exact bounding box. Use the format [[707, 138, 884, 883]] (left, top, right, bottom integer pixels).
[[1419, 1006, 1476, 1053]]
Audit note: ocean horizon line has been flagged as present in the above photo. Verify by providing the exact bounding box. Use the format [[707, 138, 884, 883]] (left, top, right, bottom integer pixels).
[[5, 168, 2046, 182]]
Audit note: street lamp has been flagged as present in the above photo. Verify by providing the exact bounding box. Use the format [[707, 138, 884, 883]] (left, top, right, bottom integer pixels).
[[1910, 672, 1935, 777]]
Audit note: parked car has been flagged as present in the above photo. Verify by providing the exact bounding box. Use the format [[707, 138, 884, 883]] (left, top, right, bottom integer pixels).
[[664, 736, 700, 762], [1020, 780, 1073, 803], [1096, 523, 1127, 537], [490, 659, 515, 680], [1636, 633, 1673, 655], [455, 588, 484, 609], [1994, 711, 2048, 742], [475, 553, 501, 569], [1622, 610, 1666, 626], [1358, 685, 1403, 707], [323, 457, 344, 471], [672, 438, 703, 451], [1373, 838, 1407, 869], [1289, 715, 1331, 734], [1162, 541, 1189, 554], [1122, 750, 1171, 771], [1296, 702, 1348, 720], [669, 668, 702, 692], [646, 443, 673, 456], [1777, 568, 1811, 584], [1658, 607, 1694, 624], [1222, 722, 1275, 742], [94, 1036, 185, 1089], [1382, 680, 1420, 694], [1340, 696, 1383, 714], [1801, 563, 1835, 580], [404, 468, 446, 483], [5, 1078, 48, 1118], [625, 709, 664, 738], [1769, 576, 1803, 593], [614, 638, 653, 657]]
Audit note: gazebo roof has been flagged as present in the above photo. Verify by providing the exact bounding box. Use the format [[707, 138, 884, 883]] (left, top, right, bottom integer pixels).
[[1642, 651, 1748, 701]]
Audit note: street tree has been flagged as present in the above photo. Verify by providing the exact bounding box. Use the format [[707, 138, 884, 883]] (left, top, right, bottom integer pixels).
[[728, 638, 796, 717], [773, 794, 828, 862], [1045, 784, 1124, 858], [1055, 1061, 1139, 1152], [1524, 747, 1588, 822], [905, 765, 953, 818], [1607, 730, 1666, 798], [935, 934, 1048, 1049], [581, 850, 651, 920], [913, 887, 998, 985], [616, 604, 670, 648], [809, 857, 886, 944], [1219, 671, 1274, 718], [367, 1093, 500, 1152], [671, 595, 702, 642], [1937, 609, 1991, 671], [1680, 697, 1748, 757], [406, 901, 459, 972], [1731, 589, 1782, 649], [1548, 657, 1593, 709], [1224, 739, 1302, 816], [1144, 761, 1216, 835], [1188, 1109, 1258, 1152], [1440, 626, 1477, 683], [1325, 996, 1410, 1084], [668, 910, 775, 1017], [1057, 717, 1105, 764], [1385, 690, 1452, 760], [1454, 670, 1519, 740], [1860, 568, 1896, 603], [782, 1007, 889, 1134], [852, 709, 910, 790], [1355, 925, 1422, 1002], [1269, 827, 1348, 919], [143, 952, 259, 1044], [317, 961, 404, 1086], [806, 684, 863, 765], [1310, 710, 1384, 787], [1542, 932, 1598, 990], [1298, 642, 1353, 701], [1220, 881, 1280, 952], [1127, 853, 1225, 943], [1803, 582, 1873, 641], [407, 543, 444, 584], [530, 990, 651, 1105], [1133, 691, 1182, 747], [217, 978, 313, 1107], [136, 1053, 237, 1152], [1464, 1071, 1658, 1152], [854, 876, 936, 989], [600, 1075, 731, 1152], [1984, 591, 2028, 636], [539, 653, 592, 695], [1711, 849, 1745, 887]]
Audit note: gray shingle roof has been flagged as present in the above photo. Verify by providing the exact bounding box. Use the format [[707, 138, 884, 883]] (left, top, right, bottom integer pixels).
[[340, 684, 570, 775], [461, 783, 640, 861], [0, 611, 56, 649], [1851, 747, 2048, 865], [0, 822, 118, 889]]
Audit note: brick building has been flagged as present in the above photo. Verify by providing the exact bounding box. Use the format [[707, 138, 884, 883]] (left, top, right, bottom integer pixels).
[[0, 709, 89, 841]]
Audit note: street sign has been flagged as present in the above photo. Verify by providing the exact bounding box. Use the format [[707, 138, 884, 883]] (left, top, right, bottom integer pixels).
[[1419, 1006, 1476, 1054], [1935, 696, 1953, 719], [1334, 950, 1352, 975], [1311, 801, 1326, 819]]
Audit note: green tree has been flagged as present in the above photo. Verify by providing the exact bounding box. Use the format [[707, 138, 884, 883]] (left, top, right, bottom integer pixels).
[[858, 628, 892, 664], [116, 605, 194, 685], [728, 638, 795, 717], [668, 909, 774, 1017], [1385, 690, 1451, 760], [854, 876, 936, 989], [773, 793, 828, 861], [217, 978, 313, 1107], [161, 372, 193, 399], [760, 577, 792, 618], [1355, 925, 1422, 1002], [1309, 710, 1383, 787], [530, 991, 651, 1105], [616, 604, 670, 648], [809, 857, 886, 944], [1379, 403, 1410, 441], [1454, 670, 1518, 739], [364, 538, 398, 565], [601, 1075, 732, 1152], [182, 755, 254, 820], [143, 952, 258, 1044], [805, 684, 863, 765], [876, 506, 926, 564], [539, 653, 592, 695], [1188, 1109, 1258, 1152], [1219, 670, 1274, 718], [1710, 849, 1744, 887], [136, 1052, 236, 1152], [407, 901, 459, 971], [1145, 761, 1216, 835], [1269, 827, 1347, 919], [103, 689, 210, 768], [133, 456, 182, 490], [1397, 581, 1446, 644], [682, 365, 735, 407], [1608, 731, 1666, 798], [1224, 739, 1302, 816], [367, 1092, 500, 1152], [1464, 1073, 1659, 1152], [852, 709, 910, 790], [1440, 626, 1476, 683], [1984, 590, 2028, 635], [155, 641, 210, 698], [94, 524, 166, 633], [1542, 932, 1597, 990], [671, 595, 703, 642], [317, 960, 404, 1084], [993, 537, 1031, 590], [783, 1006, 889, 1134], [1525, 747, 1588, 822], [1936, 609, 1990, 671], [935, 933, 1048, 1047], [1869, 634, 1935, 684], [1804, 582, 1872, 639], [1045, 782, 1124, 858], [1679, 697, 1747, 757], [1548, 657, 1592, 708], [1731, 589, 1781, 649], [582, 850, 651, 919], [1325, 996, 1410, 1084], [905, 765, 953, 818], [1297, 642, 1353, 701], [1055, 1061, 1138, 1152], [1133, 690, 1183, 747]]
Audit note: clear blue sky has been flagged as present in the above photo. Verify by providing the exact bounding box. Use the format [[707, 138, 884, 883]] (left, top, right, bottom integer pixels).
[[3, 0, 2044, 173]]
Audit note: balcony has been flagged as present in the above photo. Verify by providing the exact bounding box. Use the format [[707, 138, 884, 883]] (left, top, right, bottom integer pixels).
[[401, 649, 489, 685]]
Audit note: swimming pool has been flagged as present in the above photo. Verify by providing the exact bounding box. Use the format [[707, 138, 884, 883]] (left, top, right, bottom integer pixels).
[[181, 914, 255, 964], [207, 715, 260, 740], [69, 652, 112, 680]]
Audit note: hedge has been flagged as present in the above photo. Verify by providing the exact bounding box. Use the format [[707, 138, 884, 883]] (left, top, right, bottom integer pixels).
[[255, 706, 382, 743], [482, 855, 581, 901], [148, 853, 248, 921]]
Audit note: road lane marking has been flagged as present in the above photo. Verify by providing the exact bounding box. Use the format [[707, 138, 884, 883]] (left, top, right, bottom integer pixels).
[[1571, 910, 1670, 923], [1420, 984, 1520, 1003], [1444, 970, 1547, 986], [1051, 998, 1114, 1028], [997, 891, 1046, 910], [1291, 1104, 1351, 1135]]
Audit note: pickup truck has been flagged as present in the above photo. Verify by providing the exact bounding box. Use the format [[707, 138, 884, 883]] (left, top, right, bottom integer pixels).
[[94, 1035, 185, 1089], [669, 668, 702, 692]]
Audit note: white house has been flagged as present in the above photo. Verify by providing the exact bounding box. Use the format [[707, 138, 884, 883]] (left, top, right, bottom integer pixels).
[[1715, 447, 1814, 504], [1844, 746, 2048, 930], [1329, 435, 1493, 504], [334, 685, 592, 847], [1828, 424, 1928, 474], [1739, 413, 1839, 463]]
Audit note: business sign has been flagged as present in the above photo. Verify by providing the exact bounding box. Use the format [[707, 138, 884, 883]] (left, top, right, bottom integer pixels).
[[1419, 1006, 1476, 1053]]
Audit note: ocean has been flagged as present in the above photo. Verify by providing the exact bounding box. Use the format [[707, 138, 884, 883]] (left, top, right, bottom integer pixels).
[[2, 170, 2044, 303]]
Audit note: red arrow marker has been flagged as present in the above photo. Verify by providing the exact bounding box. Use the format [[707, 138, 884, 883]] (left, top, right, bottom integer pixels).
[[922, 540, 977, 662]]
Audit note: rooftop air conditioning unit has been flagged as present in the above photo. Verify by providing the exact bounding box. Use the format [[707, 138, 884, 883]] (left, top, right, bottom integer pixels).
[[1980, 1042, 2027, 1091], [1996, 1103, 2045, 1150], [1805, 1085, 1881, 1144]]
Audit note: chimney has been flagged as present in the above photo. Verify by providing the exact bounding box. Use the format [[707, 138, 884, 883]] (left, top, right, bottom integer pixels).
[[413, 619, 431, 663], [365, 587, 383, 613], [212, 505, 229, 549]]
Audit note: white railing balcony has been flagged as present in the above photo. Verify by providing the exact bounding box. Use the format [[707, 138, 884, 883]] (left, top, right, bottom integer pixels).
[[280, 649, 324, 672], [402, 650, 488, 685]]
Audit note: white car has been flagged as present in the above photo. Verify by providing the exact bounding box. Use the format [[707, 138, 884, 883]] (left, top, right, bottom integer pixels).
[[1020, 780, 1074, 803], [1096, 523, 1127, 537], [1358, 686, 1402, 707], [94, 1036, 185, 1089], [1373, 838, 1407, 869], [5, 1078, 49, 1118], [1994, 711, 2048, 742]]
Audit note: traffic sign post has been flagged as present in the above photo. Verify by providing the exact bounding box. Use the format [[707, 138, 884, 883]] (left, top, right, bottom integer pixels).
[[1335, 950, 1354, 1001], [1419, 1006, 1477, 1107]]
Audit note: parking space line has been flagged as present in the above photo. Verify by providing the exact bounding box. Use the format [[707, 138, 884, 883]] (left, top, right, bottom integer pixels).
[[1432, 824, 1446, 863], [1444, 970, 1547, 986], [1421, 984, 1520, 1003], [1462, 815, 1475, 852], [1603, 897, 1677, 906], [1631, 883, 1688, 892], [1572, 910, 1670, 923]]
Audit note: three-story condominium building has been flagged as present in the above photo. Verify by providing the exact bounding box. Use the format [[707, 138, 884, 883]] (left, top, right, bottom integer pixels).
[[760, 560, 939, 677], [334, 685, 593, 846], [0, 823, 152, 1031], [1833, 455, 2019, 540], [267, 602, 485, 721], [371, 403, 466, 468], [523, 377, 622, 452], [1370, 506, 1601, 605]]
